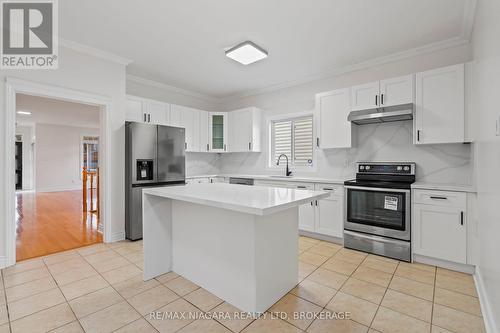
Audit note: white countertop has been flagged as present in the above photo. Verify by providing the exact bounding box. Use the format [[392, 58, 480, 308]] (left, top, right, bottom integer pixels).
[[143, 183, 329, 216], [411, 182, 476, 193], [187, 174, 347, 184]]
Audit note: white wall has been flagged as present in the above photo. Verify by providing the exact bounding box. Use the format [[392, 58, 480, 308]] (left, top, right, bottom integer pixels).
[[15, 125, 34, 190], [0, 46, 127, 260], [219, 43, 473, 184], [35, 124, 99, 192], [470, 0, 500, 331]]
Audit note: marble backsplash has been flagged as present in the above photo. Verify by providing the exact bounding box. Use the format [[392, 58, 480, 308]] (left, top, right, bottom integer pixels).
[[185, 152, 221, 176], [216, 120, 473, 185]]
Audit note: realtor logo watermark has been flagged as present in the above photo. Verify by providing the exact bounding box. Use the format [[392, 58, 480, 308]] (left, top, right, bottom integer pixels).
[[1, 0, 58, 69]]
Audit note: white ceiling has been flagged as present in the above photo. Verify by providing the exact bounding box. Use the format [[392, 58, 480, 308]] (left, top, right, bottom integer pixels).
[[16, 94, 100, 128], [60, 0, 471, 99]]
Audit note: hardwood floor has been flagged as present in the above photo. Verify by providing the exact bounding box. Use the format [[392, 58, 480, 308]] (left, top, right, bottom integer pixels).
[[16, 190, 102, 261]]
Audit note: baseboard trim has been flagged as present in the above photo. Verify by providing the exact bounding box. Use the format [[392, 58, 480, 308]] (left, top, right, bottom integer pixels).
[[413, 254, 475, 274], [474, 267, 499, 333], [299, 230, 343, 246], [107, 231, 125, 243]]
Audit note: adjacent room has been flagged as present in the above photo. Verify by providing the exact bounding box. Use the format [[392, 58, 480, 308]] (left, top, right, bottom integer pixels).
[[14, 94, 102, 261], [0, 1, 499, 333]]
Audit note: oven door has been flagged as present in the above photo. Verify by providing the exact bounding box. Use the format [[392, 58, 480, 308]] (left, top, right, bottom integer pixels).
[[344, 186, 410, 241]]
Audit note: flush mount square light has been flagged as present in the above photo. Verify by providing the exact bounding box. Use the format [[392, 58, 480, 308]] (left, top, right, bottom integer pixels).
[[225, 41, 268, 65]]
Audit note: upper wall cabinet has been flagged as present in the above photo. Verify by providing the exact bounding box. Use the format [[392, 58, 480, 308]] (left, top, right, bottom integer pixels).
[[350, 75, 414, 111], [171, 105, 201, 152], [228, 107, 262, 152], [125, 96, 169, 125], [199, 111, 210, 152], [315, 88, 352, 149], [350, 81, 380, 111], [208, 112, 228, 152], [415, 64, 465, 144]]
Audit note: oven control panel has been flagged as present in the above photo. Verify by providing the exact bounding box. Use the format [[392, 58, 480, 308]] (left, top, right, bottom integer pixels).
[[358, 163, 415, 175]]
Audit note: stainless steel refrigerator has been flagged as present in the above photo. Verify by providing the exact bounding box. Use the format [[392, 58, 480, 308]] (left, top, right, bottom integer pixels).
[[125, 122, 185, 240]]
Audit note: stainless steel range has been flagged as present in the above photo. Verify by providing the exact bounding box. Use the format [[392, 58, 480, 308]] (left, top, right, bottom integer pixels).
[[344, 162, 416, 262]]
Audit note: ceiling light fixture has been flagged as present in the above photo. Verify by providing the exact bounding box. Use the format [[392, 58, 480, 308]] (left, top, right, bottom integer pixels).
[[225, 41, 268, 65], [17, 111, 32, 115]]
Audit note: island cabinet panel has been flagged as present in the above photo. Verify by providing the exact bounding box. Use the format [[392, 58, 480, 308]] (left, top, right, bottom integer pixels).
[[415, 63, 465, 144], [413, 189, 467, 264], [141, 182, 329, 313], [315, 88, 352, 149]]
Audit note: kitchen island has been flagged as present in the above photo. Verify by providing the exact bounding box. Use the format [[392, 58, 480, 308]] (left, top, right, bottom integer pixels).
[[142, 183, 328, 313]]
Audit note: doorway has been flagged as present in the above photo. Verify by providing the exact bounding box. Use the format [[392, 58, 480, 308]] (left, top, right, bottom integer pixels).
[[5, 78, 112, 266]]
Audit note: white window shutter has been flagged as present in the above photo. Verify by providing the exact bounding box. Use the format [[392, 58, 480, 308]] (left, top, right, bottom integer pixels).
[[271, 116, 313, 166]]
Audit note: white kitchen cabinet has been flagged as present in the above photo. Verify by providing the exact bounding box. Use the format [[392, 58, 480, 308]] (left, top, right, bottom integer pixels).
[[171, 105, 201, 152], [125, 96, 170, 125], [315, 88, 352, 149], [199, 111, 210, 152], [350, 81, 380, 111], [379, 75, 414, 107], [254, 180, 343, 237], [415, 64, 465, 144], [351, 75, 414, 112], [228, 107, 262, 152], [314, 184, 344, 238], [148, 101, 169, 125], [413, 189, 467, 264], [209, 112, 228, 152], [125, 97, 144, 122]]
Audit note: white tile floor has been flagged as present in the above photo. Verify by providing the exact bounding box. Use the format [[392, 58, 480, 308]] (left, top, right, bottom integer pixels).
[[0, 237, 486, 333]]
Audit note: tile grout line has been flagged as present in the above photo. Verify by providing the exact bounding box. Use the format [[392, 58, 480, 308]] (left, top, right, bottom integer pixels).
[[0, 269, 13, 333]]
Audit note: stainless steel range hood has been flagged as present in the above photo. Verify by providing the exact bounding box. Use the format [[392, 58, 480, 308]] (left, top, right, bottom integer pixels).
[[348, 103, 414, 125]]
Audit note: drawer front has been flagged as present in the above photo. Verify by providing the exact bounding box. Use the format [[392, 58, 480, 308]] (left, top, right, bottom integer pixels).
[[314, 183, 344, 198], [413, 189, 466, 208], [291, 182, 314, 190]]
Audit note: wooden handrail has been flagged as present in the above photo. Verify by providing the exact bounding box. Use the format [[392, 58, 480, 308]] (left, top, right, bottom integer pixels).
[[82, 166, 100, 219]]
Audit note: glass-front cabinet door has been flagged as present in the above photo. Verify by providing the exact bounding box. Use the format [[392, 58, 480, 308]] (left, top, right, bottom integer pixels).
[[208, 112, 227, 152]]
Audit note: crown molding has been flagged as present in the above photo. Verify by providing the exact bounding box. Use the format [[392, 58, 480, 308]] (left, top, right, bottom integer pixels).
[[126, 74, 220, 104], [60, 39, 133, 66], [220, 36, 470, 102], [461, 0, 477, 41]]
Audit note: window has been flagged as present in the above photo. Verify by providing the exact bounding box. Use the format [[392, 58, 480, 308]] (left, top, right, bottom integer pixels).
[[271, 116, 313, 167]]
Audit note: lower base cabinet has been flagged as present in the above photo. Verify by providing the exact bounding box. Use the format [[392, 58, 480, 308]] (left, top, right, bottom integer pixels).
[[254, 180, 344, 238], [413, 190, 467, 264]]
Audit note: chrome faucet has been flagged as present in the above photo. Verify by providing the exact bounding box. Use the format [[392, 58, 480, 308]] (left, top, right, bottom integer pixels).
[[276, 154, 292, 177]]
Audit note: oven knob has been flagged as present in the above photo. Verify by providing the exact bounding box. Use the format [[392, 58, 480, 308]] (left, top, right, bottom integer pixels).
[[397, 166, 402, 171], [365, 165, 371, 170], [403, 166, 410, 171], [360, 165, 365, 170]]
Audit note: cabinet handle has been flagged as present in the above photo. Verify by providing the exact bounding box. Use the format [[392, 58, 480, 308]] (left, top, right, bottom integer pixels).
[[249, 142, 251, 151], [315, 200, 318, 206], [310, 201, 313, 206], [148, 114, 151, 123], [460, 211, 464, 225], [185, 142, 187, 150], [206, 143, 209, 151], [297, 185, 306, 189], [381, 94, 384, 105], [322, 187, 333, 191], [375, 95, 378, 106], [316, 137, 320, 148], [143, 113, 147, 122], [224, 144, 226, 151], [430, 196, 447, 200], [417, 130, 421, 142]]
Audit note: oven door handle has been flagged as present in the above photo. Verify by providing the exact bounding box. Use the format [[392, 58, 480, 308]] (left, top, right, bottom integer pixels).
[[344, 185, 410, 194]]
